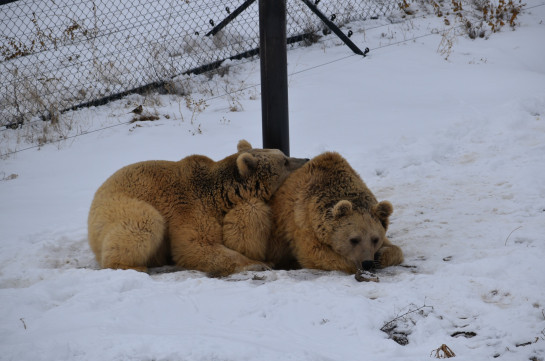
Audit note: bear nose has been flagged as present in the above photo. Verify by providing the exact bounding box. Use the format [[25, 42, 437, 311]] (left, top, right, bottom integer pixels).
[[361, 260, 375, 271]]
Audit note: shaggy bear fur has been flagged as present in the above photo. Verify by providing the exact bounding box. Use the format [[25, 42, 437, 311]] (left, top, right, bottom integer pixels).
[[266, 152, 404, 273], [88, 140, 307, 276]]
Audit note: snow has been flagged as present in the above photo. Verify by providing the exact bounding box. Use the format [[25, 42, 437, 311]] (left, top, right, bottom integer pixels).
[[1, 2, 545, 360]]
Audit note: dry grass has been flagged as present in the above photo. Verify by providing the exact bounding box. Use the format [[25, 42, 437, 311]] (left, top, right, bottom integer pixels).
[[1, 172, 19, 181], [431, 344, 456, 358], [401, 0, 525, 41]]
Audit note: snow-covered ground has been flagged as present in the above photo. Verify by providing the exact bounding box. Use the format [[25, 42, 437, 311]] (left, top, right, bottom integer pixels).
[[1, 2, 545, 360]]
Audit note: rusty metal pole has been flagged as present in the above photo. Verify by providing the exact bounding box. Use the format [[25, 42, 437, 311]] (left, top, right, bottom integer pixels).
[[259, 0, 290, 156]]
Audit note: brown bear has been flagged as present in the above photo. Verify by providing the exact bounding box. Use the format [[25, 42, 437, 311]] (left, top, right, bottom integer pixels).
[[88, 140, 308, 276], [222, 197, 273, 263], [266, 151, 404, 274]]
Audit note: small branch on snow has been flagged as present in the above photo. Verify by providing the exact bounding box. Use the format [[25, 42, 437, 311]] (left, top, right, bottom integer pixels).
[[504, 226, 522, 246], [19, 318, 27, 330], [380, 304, 433, 332], [516, 337, 539, 347]]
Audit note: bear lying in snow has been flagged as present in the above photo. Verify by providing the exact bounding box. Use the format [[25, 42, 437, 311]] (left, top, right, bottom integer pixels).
[[266, 151, 404, 274], [88, 140, 308, 276]]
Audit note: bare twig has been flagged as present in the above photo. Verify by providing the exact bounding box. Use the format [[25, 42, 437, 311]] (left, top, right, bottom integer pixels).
[[505, 226, 522, 246], [380, 304, 433, 332], [20, 318, 27, 330], [516, 337, 539, 347]]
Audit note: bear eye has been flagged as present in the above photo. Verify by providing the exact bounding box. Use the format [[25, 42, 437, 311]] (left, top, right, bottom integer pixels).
[[349, 237, 361, 246], [371, 237, 380, 245], [284, 158, 289, 166]]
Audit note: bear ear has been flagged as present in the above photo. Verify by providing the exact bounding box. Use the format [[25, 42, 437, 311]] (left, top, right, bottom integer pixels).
[[373, 201, 393, 229], [236, 152, 257, 177], [237, 139, 252, 152], [332, 200, 353, 218]]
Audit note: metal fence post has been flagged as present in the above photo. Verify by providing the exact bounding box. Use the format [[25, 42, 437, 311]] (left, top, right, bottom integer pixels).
[[259, 0, 290, 156]]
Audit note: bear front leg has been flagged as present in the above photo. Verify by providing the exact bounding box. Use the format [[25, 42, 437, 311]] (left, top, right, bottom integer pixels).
[[223, 198, 272, 262], [374, 237, 404, 268], [292, 228, 358, 274], [169, 215, 271, 277]]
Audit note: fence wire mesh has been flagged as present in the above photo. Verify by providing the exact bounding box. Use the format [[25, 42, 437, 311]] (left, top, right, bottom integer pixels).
[[0, 0, 398, 127]]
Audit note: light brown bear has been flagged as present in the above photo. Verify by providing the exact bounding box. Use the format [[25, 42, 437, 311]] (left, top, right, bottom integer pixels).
[[88, 140, 308, 276], [222, 197, 273, 263], [266, 152, 404, 274]]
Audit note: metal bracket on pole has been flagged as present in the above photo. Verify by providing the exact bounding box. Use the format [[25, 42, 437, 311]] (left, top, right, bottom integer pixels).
[[206, 0, 257, 37], [207, 0, 368, 57], [300, 0, 368, 56]]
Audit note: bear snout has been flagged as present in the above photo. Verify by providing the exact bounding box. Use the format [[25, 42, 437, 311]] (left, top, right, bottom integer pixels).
[[361, 260, 375, 271]]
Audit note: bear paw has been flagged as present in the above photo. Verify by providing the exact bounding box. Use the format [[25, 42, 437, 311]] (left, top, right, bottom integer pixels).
[[239, 262, 272, 273], [374, 245, 404, 268]]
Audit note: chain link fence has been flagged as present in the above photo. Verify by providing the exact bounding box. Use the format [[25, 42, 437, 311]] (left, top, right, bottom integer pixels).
[[0, 0, 399, 127]]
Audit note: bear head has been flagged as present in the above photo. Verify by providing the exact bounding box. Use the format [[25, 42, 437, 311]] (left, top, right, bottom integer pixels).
[[234, 139, 308, 201], [327, 199, 393, 271]]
